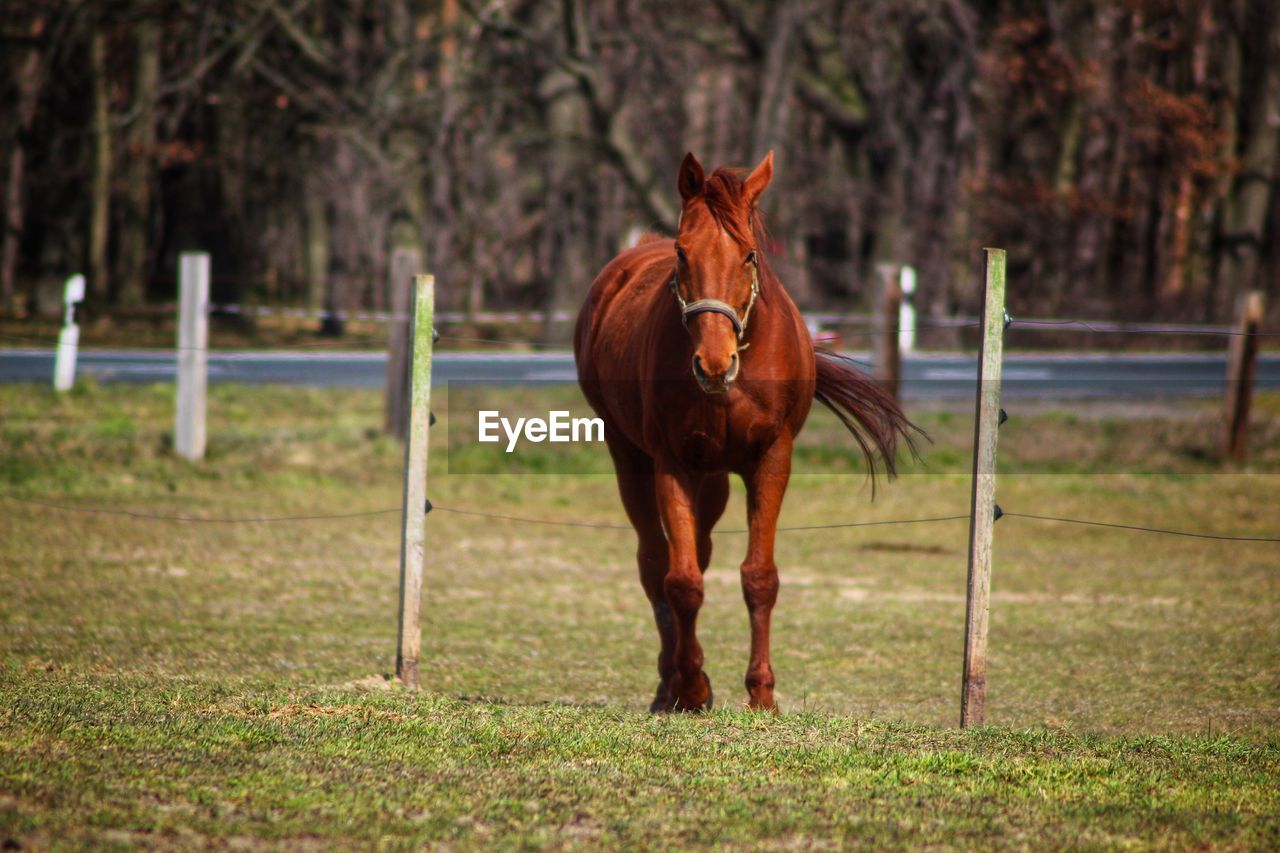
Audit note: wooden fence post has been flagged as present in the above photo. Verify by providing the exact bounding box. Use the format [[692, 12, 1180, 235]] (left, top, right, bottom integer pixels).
[[385, 247, 422, 439], [961, 248, 1006, 729], [175, 252, 209, 461], [396, 274, 435, 689], [875, 263, 903, 403], [1223, 291, 1264, 463]]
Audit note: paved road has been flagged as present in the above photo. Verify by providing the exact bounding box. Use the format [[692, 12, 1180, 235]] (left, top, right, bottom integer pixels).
[[1, 348, 1277, 398]]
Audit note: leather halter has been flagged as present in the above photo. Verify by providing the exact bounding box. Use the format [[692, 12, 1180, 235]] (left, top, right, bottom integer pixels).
[[669, 259, 760, 342]]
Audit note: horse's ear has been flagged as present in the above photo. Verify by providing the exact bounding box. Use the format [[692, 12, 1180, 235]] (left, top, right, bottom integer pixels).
[[677, 152, 705, 202], [744, 150, 774, 208]]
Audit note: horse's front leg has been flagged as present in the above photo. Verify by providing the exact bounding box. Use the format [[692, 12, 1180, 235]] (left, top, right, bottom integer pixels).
[[654, 461, 713, 711], [741, 435, 792, 712]]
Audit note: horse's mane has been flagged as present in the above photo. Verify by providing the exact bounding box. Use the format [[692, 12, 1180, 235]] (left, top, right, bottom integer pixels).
[[694, 167, 779, 303], [698, 168, 769, 252]]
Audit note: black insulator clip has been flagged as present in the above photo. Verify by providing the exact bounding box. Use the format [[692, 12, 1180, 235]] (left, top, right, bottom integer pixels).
[[432, 327, 440, 344], [1003, 312, 1013, 330], [993, 503, 1004, 522], [429, 411, 437, 427], [998, 408, 1008, 427], [424, 497, 433, 514]]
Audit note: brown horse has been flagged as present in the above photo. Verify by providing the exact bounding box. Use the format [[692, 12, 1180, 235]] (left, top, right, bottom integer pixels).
[[574, 152, 915, 712]]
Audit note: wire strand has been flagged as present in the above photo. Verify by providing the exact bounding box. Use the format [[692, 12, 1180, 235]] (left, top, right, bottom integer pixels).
[[0, 332, 392, 352], [1003, 511, 1280, 543], [435, 335, 567, 350], [1012, 318, 1279, 338], [0, 493, 398, 523], [431, 506, 629, 529], [824, 320, 984, 341], [436, 320, 986, 350], [432, 505, 970, 533], [1, 492, 963, 532], [7, 313, 1272, 353], [6, 492, 1277, 542]]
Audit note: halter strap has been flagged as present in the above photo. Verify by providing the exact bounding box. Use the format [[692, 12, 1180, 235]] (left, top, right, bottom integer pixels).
[[681, 299, 745, 335], [669, 261, 760, 342]]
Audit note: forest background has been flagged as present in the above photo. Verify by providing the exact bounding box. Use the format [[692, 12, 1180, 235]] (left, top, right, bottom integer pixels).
[[2, 0, 1277, 341]]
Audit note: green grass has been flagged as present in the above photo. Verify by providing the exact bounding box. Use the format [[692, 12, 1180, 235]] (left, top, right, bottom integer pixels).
[[4, 681, 1276, 848], [1, 381, 1278, 848]]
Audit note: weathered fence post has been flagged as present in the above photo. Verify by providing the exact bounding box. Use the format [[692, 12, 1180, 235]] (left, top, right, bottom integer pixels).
[[1223, 291, 1264, 463], [52, 274, 85, 392], [385, 247, 422, 439], [396, 274, 435, 690], [175, 252, 209, 461], [875, 263, 903, 403], [961, 248, 1006, 729]]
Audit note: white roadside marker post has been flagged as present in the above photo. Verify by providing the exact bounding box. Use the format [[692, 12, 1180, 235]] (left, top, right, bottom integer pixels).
[[175, 252, 210, 461], [899, 265, 917, 354], [53, 274, 86, 392]]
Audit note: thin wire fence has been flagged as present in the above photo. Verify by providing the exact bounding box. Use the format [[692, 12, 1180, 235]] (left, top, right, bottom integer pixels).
[[192, 302, 1280, 339], [1001, 512, 1280, 543], [0, 330, 392, 352], [5, 314, 1276, 356], [4, 292, 1277, 544], [1010, 317, 1280, 338], [0, 493, 398, 523], [3, 492, 1276, 543]]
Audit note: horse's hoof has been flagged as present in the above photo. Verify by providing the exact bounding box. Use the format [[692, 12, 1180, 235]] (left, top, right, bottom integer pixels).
[[670, 672, 713, 712], [649, 682, 674, 713]]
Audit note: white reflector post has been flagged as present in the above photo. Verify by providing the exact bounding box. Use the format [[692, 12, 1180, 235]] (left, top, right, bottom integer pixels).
[[53, 274, 86, 392], [175, 252, 209, 461]]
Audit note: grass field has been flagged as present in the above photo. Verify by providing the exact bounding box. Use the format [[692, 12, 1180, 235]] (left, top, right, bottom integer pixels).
[[2, 380, 1278, 847]]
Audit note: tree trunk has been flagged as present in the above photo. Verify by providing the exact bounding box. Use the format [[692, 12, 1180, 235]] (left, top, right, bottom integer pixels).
[[684, 68, 715, 161], [304, 168, 330, 314], [430, 0, 458, 315], [89, 28, 112, 304], [749, 0, 798, 162], [215, 90, 248, 306], [116, 19, 161, 306], [1216, 1, 1280, 311], [1163, 3, 1212, 301], [1, 14, 46, 311], [540, 67, 584, 344]]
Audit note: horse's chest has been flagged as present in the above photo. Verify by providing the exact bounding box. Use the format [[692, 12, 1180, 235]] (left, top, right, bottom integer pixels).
[[659, 394, 781, 473]]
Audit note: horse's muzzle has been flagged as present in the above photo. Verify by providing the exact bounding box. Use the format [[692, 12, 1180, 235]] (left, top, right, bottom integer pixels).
[[692, 352, 739, 394]]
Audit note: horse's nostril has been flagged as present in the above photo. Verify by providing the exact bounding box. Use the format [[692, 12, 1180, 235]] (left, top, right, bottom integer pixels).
[[692, 355, 707, 382], [726, 352, 740, 383]]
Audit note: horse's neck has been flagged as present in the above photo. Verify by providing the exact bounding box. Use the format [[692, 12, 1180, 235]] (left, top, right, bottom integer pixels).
[[755, 264, 800, 328]]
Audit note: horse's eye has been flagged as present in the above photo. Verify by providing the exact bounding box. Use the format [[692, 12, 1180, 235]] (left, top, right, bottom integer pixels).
[[745, 251, 757, 266], [676, 246, 688, 264]]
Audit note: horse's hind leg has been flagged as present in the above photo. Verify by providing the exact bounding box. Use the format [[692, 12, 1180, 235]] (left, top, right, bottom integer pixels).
[[605, 436, 675, 712], [740, 436, 792, 712], [695, 474, 729, 573]]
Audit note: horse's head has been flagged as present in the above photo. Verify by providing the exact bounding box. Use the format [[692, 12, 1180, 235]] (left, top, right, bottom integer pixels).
[[672, 150, 773, 394]]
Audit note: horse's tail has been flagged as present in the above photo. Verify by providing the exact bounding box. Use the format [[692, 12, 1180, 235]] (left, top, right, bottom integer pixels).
[[813, 349, 923, 485]]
